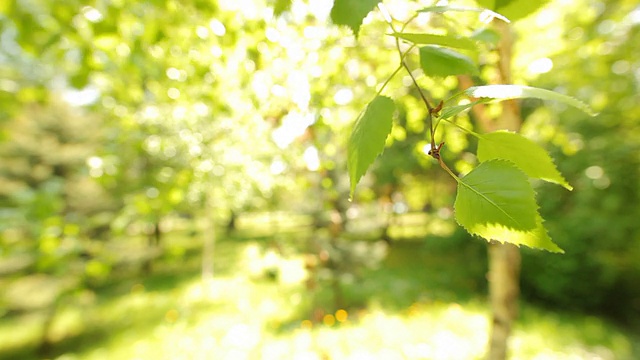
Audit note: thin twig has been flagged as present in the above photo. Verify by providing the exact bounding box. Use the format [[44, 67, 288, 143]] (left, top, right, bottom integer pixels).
[[378, 3, 436, 148]]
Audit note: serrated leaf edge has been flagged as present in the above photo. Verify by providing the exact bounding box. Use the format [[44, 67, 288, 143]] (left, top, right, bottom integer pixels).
[[477, 130, 573, 191]]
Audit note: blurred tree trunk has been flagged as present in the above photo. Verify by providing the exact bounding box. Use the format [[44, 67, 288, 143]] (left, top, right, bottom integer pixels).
[[328, 203, 346, 310], [225, 209, 237, 235], [202, 190, 216, 283], [486, 20, 521, 360], [462, 20, 522, 360], [142, 218, 161, 274], [487, 242, 521, 360]]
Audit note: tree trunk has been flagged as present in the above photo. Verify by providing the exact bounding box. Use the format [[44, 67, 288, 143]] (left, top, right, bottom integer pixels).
[[142, 218, 161, 274], [486, 242, 521, 360], [485, 20, 522, 360], [459, 20, 523, 359], [225, 209, 237, 235]]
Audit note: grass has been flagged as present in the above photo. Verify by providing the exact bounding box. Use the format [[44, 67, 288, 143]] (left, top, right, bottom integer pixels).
[[1, 228, 639, 359]]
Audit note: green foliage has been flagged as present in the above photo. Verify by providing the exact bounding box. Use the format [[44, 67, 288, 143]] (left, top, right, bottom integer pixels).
[[338, 2, 598, 252], [454, 160, 561, 252], [464, 85, 597, 116], [390, 33, 477, 50], [455, 160, 537, 231], [439, 101, 481, 120], [270, 0, 292, 16], [419, 46, 479, 77], [418, 5, 510, 23], [515, 0, 640, 317], [330, 0, 381, 36], [470, 28, 501, 44], [348, 96, 395, 198], [476, 0, 550, 21], [477, 131, 572, 190]]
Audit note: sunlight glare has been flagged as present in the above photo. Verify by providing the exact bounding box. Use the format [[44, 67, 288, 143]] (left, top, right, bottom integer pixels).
[[528, 58, 553, 75], [271, 111, 315, 149], [422, 143, 432, 155], [82, 6, 103, 23], [270, 159, 287, 175], [303, 146, 320, 171], [333, 88, 354, 105], [470, 85, 524, 98], [167, 87, 180, 99], [209, 19, 226, 36]]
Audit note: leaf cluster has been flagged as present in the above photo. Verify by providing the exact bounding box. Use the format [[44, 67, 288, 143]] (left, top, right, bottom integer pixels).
[[330, 0, 595, 252]]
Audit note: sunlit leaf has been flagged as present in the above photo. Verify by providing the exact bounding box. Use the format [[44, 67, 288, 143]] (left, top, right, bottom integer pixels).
[[420, 46, 478, 77], [419, 5, 510, 23], [455, 159, 537, 232], [348, 96, 395, 197], [390, 32, 476, 50], [477, 0, 550, 21], [455, 159, 561, 252], [470, 28, 501, 44], [465, 85, 596, 116], [439, 101, 482, 120], [330, 0, 381, 36], [477, 131, 572, 190], [471, 213, 563, 253]]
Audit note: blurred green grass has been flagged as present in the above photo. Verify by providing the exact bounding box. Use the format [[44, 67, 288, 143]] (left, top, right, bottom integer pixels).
[[0, 229, 638, 360]]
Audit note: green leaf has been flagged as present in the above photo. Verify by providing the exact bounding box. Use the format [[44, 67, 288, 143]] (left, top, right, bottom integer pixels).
[[472, 213, 563, 252], [455, 159, 537, 231], [420, 46, 479, 77], [465, 85, 596, 116], [271, 0, 292, 16], [348, 96, 395, 197], [455, 159, 562, 252], [330, 0, 381, 37], [470, 28, 501, 44], [477, 131, 572, 190], [419, 5, 510, 23], [476, 0, 550, 21], [390, 32, 477, 50], [439, 101, 481, 120]]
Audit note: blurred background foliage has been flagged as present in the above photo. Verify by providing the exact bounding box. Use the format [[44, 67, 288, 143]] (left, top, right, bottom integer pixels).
[[1, 0, 640, 359]]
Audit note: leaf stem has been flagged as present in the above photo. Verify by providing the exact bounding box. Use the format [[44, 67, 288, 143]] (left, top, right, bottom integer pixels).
[[378, 3, 436, 148], [441, 118, 481, 138], [375, 64, 403, 98], [438, 156, 461, 182]]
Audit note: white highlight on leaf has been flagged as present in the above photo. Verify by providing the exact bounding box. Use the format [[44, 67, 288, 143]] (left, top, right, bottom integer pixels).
[[470, 85, 523, 98]]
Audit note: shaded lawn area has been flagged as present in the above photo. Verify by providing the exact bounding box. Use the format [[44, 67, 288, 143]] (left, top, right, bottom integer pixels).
[[0, 230, 639, 360]]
